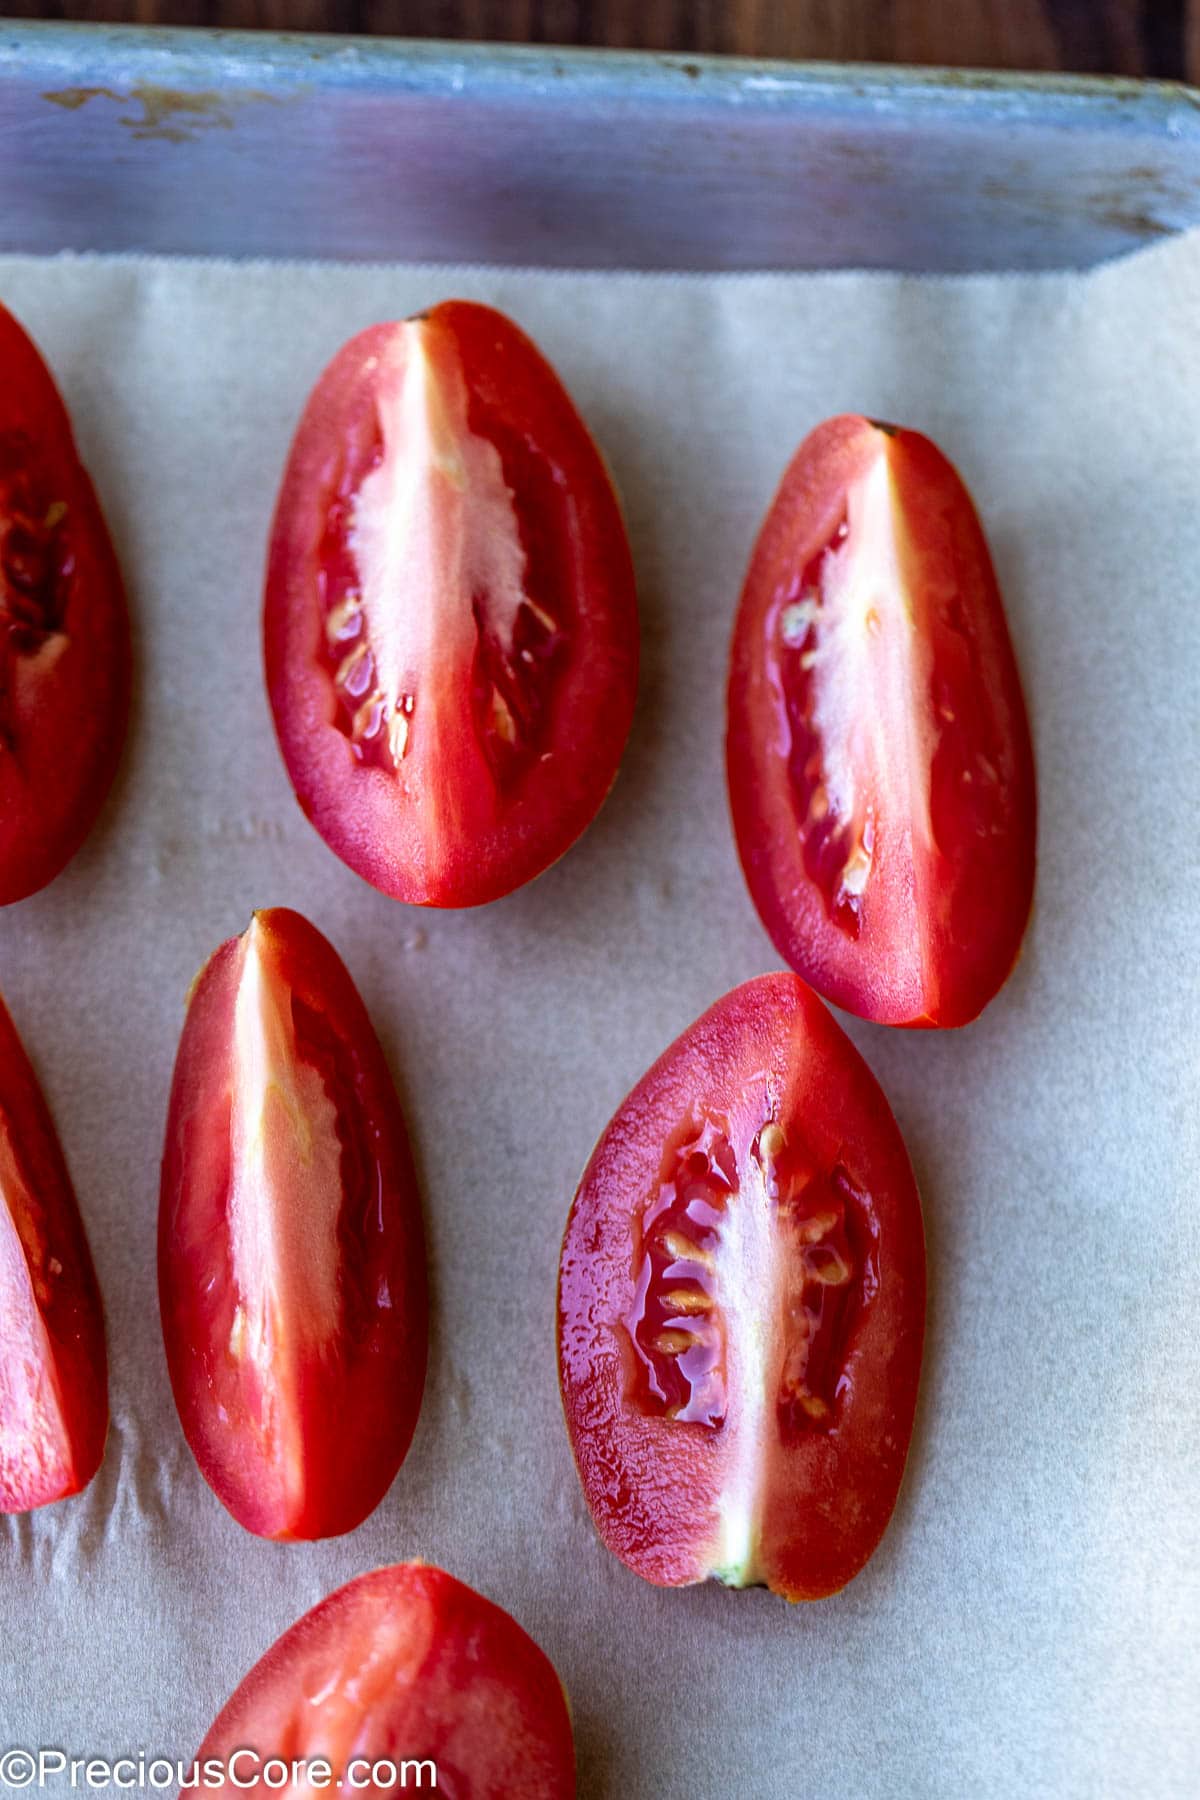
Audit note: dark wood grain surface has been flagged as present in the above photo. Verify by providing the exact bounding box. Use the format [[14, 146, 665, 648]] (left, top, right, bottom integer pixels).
[[5, 0, 1197, 83]]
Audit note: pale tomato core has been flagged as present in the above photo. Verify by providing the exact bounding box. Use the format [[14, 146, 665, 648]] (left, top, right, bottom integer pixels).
[[227, 917, 346, 1514], [314, 322, 567, 819], [775, 444, 933, 962], [0, 1110, 71, 1507]]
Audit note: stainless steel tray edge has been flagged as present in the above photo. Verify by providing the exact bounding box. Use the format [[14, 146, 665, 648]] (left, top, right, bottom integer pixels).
[[2, 20, 1200, 270]]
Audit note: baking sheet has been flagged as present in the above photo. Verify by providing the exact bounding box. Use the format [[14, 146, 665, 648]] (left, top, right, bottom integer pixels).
[[0, 239, 1197, 1799]]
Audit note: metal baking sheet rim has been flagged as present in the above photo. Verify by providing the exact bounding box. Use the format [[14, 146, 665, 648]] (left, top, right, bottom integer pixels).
[[3, 22, 1200, 273]]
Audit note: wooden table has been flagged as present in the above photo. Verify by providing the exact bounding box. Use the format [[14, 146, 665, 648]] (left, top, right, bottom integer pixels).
[[6, 1, 1197, 84]]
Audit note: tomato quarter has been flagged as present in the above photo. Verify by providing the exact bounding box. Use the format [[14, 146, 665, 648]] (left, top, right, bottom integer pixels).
[[0, 988, 107, 1512], [558, 974, 925, 1601], [158, 908, 427, 1540], [0, 302, 130, 905], [194, 1564, 575, 1800], [727, 415, 1036, 1027], [265, 300, 638, 907]]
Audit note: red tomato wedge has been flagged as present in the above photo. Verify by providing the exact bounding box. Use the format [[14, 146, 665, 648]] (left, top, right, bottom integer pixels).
[[0, 302, 131, 905], [727, 415, 1036, 1027], [264, 300, 639, 908], [0, 988, 107, 1511], [194, 1564, 575, 1800], [558, 974, 925, 1601], [158, 908, 427, 1540]]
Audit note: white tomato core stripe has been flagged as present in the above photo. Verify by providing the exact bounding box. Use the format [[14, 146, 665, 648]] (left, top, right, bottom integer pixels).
[[709, 1127, 777, 1587], [0, 1118, 71, 1502], [812, 450, 933, 867], [227, 919, 344, 1505], [348, 323, 531, 807]]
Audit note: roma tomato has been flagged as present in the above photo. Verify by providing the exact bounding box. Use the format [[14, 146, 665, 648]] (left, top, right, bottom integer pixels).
[[558, 974, 924, 1601], [727, 416, 1036, 1027], [158, 908, 427, 1540], [264, 300, 638, 908], [194, 1564, 575, 1800], [0, 302, 130, 905], [0, 989, 107, 1511]]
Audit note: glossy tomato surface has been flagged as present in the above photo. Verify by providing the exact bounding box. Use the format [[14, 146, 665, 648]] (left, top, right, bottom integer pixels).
[[0, 302, 130, 905], [0, 989, 107, 1511], [265, 300, 638, 908], [727, 415, 1036, 1027], [195, 1564, 575, 1800], [558, 974, 924, 1601], [159, 908, 427, 1540]]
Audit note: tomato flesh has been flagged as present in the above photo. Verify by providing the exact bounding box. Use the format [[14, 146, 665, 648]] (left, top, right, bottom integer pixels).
[[0, 990, 107, 1511], [195, 1564, 575, 1800], [727, 415, 1036, 1027], [0, 303, 130, 905], [265, 300, 638, 907], [558, 974, 924, 1600], [158, 908, 427, 1540]]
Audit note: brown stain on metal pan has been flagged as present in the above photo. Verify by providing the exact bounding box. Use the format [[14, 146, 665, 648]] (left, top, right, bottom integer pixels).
[[978, 167, 1198, 238], [42, 83, 285, 143]]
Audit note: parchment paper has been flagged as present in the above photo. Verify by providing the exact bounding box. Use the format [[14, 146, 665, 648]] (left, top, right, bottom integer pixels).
[[0, 238, 1197, 1800]]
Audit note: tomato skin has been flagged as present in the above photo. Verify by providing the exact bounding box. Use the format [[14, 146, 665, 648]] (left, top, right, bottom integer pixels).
[[0, 303, 130, 905], [558, 974, 924, 1601], [727, 415, 1036, 1027], [265, 299, 639, 908], [0, 989, 107, 1512], [158, 908, 427, 1540], [195, 1564, 576, 1800]]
